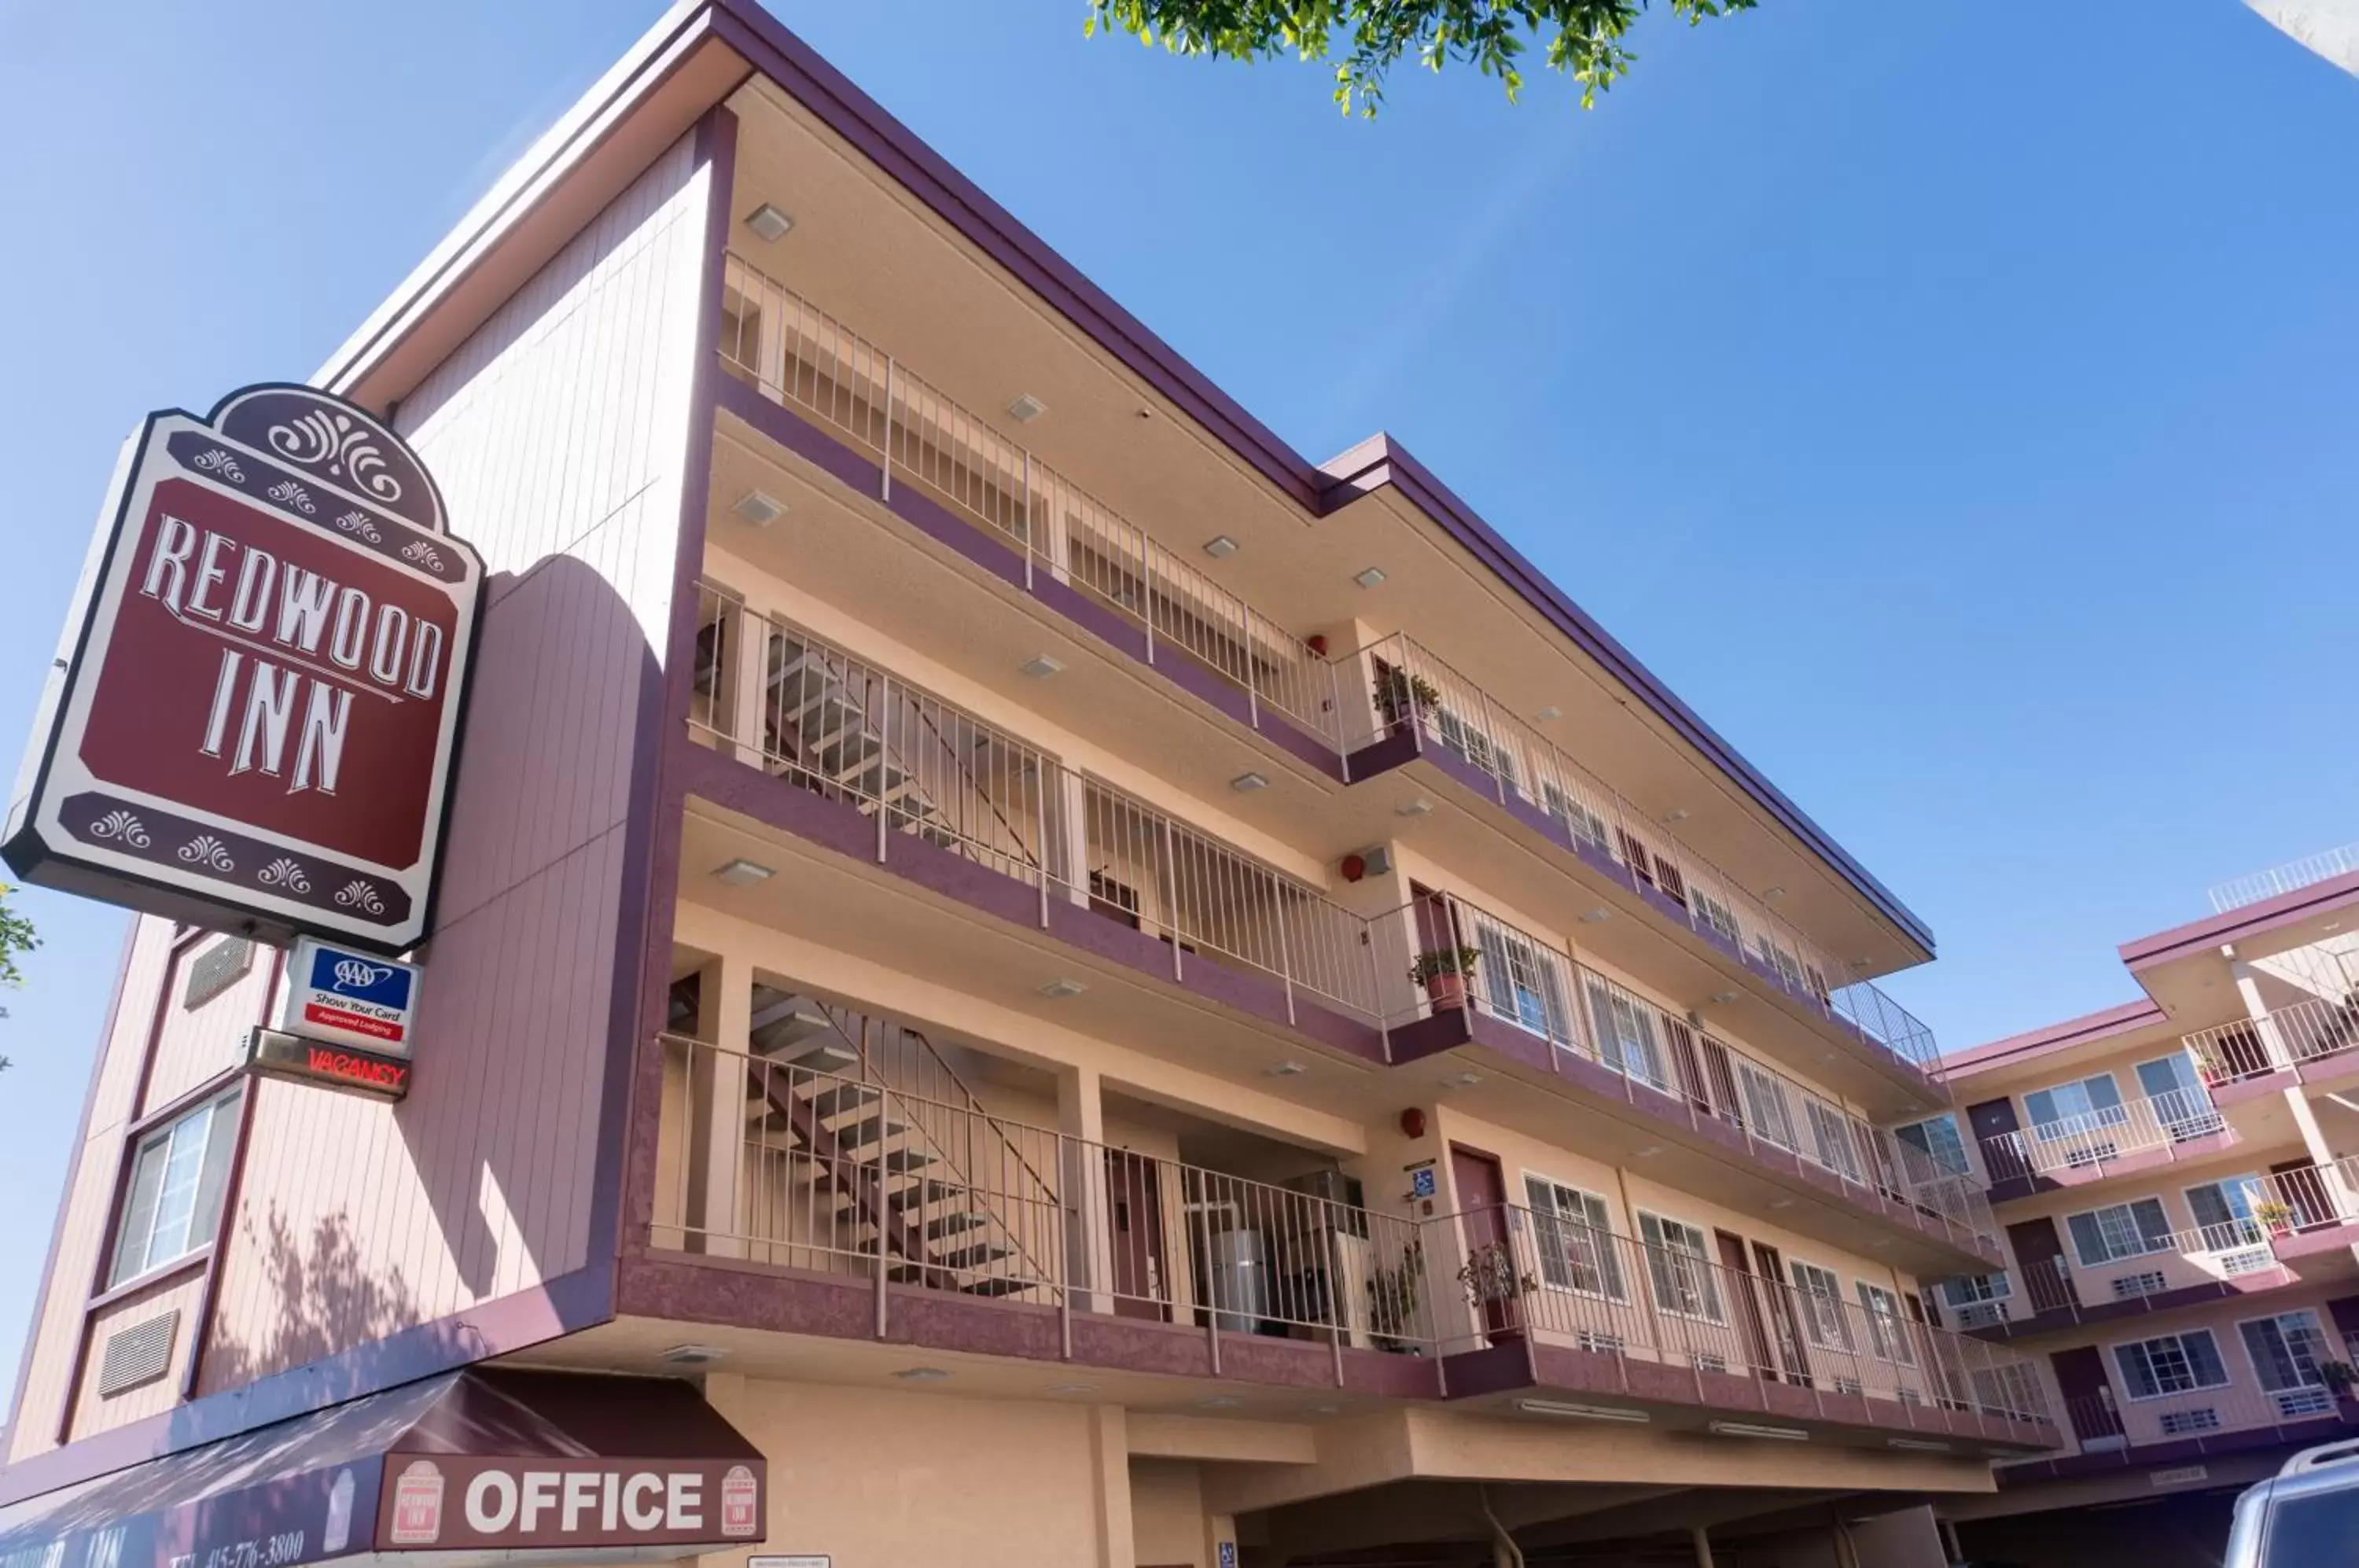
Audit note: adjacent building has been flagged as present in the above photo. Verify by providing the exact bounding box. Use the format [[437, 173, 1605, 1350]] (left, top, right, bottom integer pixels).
[[1935, 845, 2359, 1566], [0, 5, 2059, 1565]]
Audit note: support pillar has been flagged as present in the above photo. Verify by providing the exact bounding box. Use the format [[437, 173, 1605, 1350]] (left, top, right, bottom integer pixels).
[[1087, 1405, 1133, 1568], [726, 600, 769, 768], [685, 951, 753, 1257], [1690, 1524, 1714, 1568], [1061, 1064, 1113, 1314]]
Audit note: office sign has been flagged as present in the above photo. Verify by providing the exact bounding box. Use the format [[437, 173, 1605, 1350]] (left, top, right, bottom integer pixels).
[[283, 936, 421, 1055], [376, 1457, 764, 1550], [2, 384, 480, 954]]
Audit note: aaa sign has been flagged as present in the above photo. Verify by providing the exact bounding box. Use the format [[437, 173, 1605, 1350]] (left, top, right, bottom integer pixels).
[[2, 385, 480, 953]]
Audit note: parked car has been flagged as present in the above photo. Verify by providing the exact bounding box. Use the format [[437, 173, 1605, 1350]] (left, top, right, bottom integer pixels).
[[2226, 1437, 2359, 1566]]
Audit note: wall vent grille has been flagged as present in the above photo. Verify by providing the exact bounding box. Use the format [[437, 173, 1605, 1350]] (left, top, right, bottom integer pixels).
[[96, 1309, 179, 1396], [182, 937, 252, 1010]]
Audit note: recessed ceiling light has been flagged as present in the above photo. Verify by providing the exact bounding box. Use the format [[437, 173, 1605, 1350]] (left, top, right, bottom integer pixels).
[[1887, 1437, 1952, 1454], [1309, 1404, 1341, 1415], [1535, 705, 1563, 722], [1709, 1420, 1808, 1442], [1266, 1061, 1307, 1077], [1046, 1382, 1097, 1396], [1019, 653, 1065, 679], [1767, 1198, 1794, 1209], [1006, 393, 1047, 423], [1202, 535, 1239, 559], [661, 1343, 728, 1365], [1396, 798, 1434, 818], [1665, 808, 1690, 823], [1581, 908, 1613, 923], [1231, 771, 1269, 792], [1763, 885, 1787, 900], [1515, 1398, 1650, 1423], [731, 490, 786, 526], [1633, 1145, 1662, 1158], [1352, 566, 1388, 590], [893, 1367, 951, 1382], [1198, 1395, 1242, 1408], [1442, 1071, 1482, 1088], [743, 203, 794, 241], [1709, 990, 1740, 1005], [1869, 1238, 1891, 1249], [1038, 978, 1087, 999], [711, 858, 775, 887]]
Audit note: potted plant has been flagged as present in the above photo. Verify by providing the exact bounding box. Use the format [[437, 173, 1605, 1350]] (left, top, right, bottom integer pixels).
[[2255, 1198, 2297, 1237], [1409, 945, 1481, 1008], [2317, 1359, 2358, 1394], [1375, 668, 1444, 731], [1365, 1239, 1426, 1354], [1456, 1239, 1538, 1343]]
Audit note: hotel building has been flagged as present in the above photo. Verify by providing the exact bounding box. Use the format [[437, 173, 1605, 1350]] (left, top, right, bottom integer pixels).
[[1934, 845, 2359, 1565], [0, 5, 2058, 1565]]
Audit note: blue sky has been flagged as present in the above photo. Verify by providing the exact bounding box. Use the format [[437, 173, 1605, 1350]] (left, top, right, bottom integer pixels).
[[0, 1, 2352, 1386]]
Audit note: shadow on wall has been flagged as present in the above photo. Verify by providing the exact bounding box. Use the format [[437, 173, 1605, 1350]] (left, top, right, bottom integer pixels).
[[202, 1206, 421, 1393]]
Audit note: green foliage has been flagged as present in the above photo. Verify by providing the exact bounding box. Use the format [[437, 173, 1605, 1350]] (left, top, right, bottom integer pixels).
[[1084, 0, 1759, 114], [0, 883, 34, 1065]]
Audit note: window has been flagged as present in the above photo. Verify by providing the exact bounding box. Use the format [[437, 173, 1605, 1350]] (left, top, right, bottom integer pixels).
[[2023, 1073, 2126, 1137], [1941, 1272, 2011, 1309], [1805, 1100, 1864, 1182], [1476, 922, 1569, 1041], [1689, 886, 1743, 948], [1789, 1261, 1853, 1350], [2066, 1197, 2173, 1266], [1735, 1061, 1799, 1150], [1894, 1114, 1971, 1179], [2240, 1311, 2331, 1395], [1541, 783, 1610, 852], [1856, 1283, 1914, 1364], [2185, 1176, 2265, 1250], [1636, 1213, 1723, 1322], [1523, 1176, 1625, 1300], [2113, 1329, 2230, 1400], [2134, 1053, 2225, 1139], [110, 1088, 242, 1287], [1583, 978, 1667, 1091]]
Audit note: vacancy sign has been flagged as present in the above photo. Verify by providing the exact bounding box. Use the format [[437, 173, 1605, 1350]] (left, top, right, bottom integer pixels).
[[2, 385, 480, 953]]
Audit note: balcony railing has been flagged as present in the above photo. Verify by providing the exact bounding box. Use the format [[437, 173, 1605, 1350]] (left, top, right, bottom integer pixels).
[[2184, 996, 2359, 1085], [1975, 1088, 2230, 1183], [651, 1032, 2051, 1429], [1339, 632, 1941, 1080], [715, 253, 1943, 1083], [2254, 1158, 2359, 1235], [2209, 842, 2359, 914], [1442, 1202, 2050, 1427], [2052, 1377, 2350, 1459], [2000, 1220, 2286, 1323]]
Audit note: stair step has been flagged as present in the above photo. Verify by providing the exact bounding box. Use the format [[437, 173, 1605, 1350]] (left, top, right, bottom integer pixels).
[[804, 1081, 881, 1119], [960, 1276, 1036, 1299], [879, 1146, 938, 1173], [923, 1210, 987, 1240], [933, 1242, 1010, 1271], [827, 1113, 907, 1149], [888, 1178, 971, 1209]]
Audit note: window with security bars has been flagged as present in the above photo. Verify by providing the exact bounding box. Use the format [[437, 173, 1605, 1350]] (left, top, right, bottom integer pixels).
[[2113, 1329, 2230, 1399], [1582, 979, 1667, 1090], [1856, 1283, 1914, 1364], [1790, 1262, 1853, 1350], [1475, 922, 1569, 1041], [2066, 1197, 2173, 1266], [1895, 1114, 1971, 1178], [110, 1086, 243, 1287], [2240, 1311, 2331, 1397], [1735, 1062, 1798, 1150], [1941, 1272, 2011, 1309], [1805, 1100, 1864, 1181], [2185, 1176, 2265, 1250], [1540, 784, 1610, 852], [1636, 1213, 1723, 1323], [1689, 886, 1743, 948], [1523, 1176, 1625, 1300]]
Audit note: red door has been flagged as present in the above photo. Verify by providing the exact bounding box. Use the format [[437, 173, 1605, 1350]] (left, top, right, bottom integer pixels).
[[1751, 1242, 1812, 1386], [1968, 1098, 2027, 1183], [2050, 1345, 2125, 1448], [1717, 1231, 1776, 1380], [1451, 1146, 1521, 1342], [2006, 1216, 2078, 1315], [1105, 1150, 1168, 1321]]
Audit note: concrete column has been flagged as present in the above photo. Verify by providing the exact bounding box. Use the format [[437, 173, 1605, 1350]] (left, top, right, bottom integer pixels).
[[1087, 1405, 1133, 1568], [1062, 1064, 1113, 1313], [1055, 767, 1091, 907], [2235, 959, 2297, 1071], [727, 600, 770, 767], [1690, 1524, 1715, 1567], [686, 951, 753, 1257], [1204, 1511, 1239, 1568]]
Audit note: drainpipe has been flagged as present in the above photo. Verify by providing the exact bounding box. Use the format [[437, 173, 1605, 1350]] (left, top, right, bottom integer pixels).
[[1477, 1485, 1525, 1568]]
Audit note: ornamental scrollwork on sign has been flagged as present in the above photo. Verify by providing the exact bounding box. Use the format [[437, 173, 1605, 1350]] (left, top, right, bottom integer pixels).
[[177, 834, 236, 872], [256, 857, 312, 894], [191, 448, 247, 484], [333, 878, 388, 915], [400, 538, 443, 572], [266, 478, 317, 515], [268, 408, 404, 503], [87, 808, 152, 848], [333, 509, 383, 543]]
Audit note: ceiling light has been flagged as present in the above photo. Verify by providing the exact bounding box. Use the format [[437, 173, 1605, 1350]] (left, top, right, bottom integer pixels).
[[711, 858, 775, 887], [1198, 1395, 1243, 1408], [731, 489, 786, 526], [660, 1343, 727, 1365], [1763, 885, 1787, 900], [1202, 535, 1239, 559], [1709, 990, 1740, 1005], [1308, 1404, 1341, 1415], [1019, 653, 1065, 679], [1046, 1382, 1097, 1396], [1767, 1198, 1794, 1209], [1006, 393, 1047, 423], [893, 1367, 951, 1382], [1352, 566, 1388, 590], [1396, 798, 1434, 818], [1887, 1437, 1952, 1453], [1665, 808, 1691, 823], [1515, 1399, 1650, 1424], [743, 203, 794, 241], [1869, 1238, 1891, 1250], [1266, 1061, 1307, 1077], [1231, 771, 1269, 792], [1038, 978, 1087, 999], [1535, 705, 1563, 722], [1632, 1145, 1662, 1158], [1708, 1420, 1809, 1442], [1581, 908, 1613, 923], [1443, 1071, 1483, 1088]]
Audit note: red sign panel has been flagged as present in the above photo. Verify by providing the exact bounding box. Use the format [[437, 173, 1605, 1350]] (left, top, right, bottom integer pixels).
[[3, 385, 480, 953]]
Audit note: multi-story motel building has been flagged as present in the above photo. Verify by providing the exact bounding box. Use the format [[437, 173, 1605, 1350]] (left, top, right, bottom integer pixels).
[[1928, 845, 2359, 1566], [0, 6, 2062, 1566]]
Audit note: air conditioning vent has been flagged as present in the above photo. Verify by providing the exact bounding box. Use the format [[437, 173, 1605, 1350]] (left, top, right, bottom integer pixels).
[[96, 1309, 179, 1396], [2274, 1387, 2335, 1419], [2159, 1408, 2223, 1436], [182, 937, 252, 1010], [2110, 1271, 2169, 1300], [2220, 1247, 2275, 1277], [1955, 1301, 2007, 1328]]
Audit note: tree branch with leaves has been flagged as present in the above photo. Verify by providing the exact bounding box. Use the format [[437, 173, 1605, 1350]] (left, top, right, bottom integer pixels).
[[0, 884, 37, 1069], [1085, 0, 1759, 114]]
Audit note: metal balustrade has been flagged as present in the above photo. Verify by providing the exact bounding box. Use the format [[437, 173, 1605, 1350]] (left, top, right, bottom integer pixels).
[[650, 1038, 2051, 1428], [2184, 996, 2359, 1085], [2209, 843, 2359, 914], [2054, 1376, 2348, 1459], [715, 253, 1947, 1084], [1974, 1087, 2231, 1183], [1431, 1202, 2048, 1426], [2254, 1158, 2359, 1235]]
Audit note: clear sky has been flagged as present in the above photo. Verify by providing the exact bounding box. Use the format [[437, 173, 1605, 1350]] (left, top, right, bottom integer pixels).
[[0, 0, 2353, 1390]]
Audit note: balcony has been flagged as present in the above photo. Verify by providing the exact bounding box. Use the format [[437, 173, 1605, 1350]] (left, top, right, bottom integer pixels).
[[2209, 841, 2359, 914], [642, 1031, 2054, 1451], [711, 254, 1943, 1094], [2251, 1158, 2359, 1274], [2185, 996, 2359, 1098], [679, 591, 1993, 1268], [2019, 1378, 2359, 1482], [1974, 1087, 2234, 1199], [1964, 1220, 2298, 1342]]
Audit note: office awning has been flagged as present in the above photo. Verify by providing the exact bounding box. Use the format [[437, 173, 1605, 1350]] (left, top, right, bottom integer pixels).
[[0, 1370, 765, 1568]]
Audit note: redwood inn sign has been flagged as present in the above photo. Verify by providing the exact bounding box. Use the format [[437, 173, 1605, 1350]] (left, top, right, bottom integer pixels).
[[3, 385, 480, 954]]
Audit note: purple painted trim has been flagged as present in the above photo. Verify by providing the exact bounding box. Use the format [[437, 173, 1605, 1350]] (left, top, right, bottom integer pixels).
[[1438, 1341, 1538, 1398], [1967, 1267, 2305, 1343], [2120, 868, 2359, 974], [79, 1252, 212, 1318], [1943, 999, 2169, 1078], [2000, 1411, 2357, 1485]]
